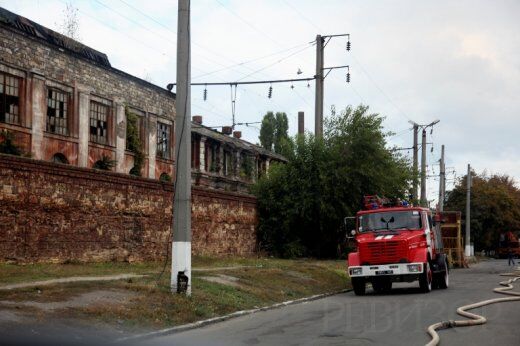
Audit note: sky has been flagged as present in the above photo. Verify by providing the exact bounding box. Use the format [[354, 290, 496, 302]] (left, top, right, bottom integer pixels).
[[1, 0, 519, 203]]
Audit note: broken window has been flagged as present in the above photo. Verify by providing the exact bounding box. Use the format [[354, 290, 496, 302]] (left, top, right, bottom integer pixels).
[[157, 122, 171, 159], [46, 88, 69, 135], [89, 100, 111, 144], [223, 150, 233, 176], [0, 72, 21, 124], [207, 141, 219, 173]]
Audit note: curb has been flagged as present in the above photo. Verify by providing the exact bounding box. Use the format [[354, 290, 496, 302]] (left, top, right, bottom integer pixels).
[[115, 288, 352, 343]]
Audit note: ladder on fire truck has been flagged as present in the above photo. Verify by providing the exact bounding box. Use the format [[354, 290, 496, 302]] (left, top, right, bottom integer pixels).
[[440, 211, 467, 268]]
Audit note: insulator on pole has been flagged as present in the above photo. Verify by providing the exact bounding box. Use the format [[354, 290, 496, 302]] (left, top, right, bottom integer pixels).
[[203, 86, 207, 101], [268, 85, 272, 99], [346, 40, 351, 51]]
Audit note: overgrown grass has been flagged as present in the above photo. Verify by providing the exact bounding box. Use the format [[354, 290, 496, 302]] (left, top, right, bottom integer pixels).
[[0, 257, 350, 331]]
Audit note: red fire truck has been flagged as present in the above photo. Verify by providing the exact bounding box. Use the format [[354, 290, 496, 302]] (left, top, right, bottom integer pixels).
[[347, 196, 449, 295]]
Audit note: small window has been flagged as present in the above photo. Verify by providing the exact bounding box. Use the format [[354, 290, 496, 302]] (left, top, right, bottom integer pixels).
[[52, 153, 69, 164], [47, 89, 69, 135], [159, 173, 171, 182], [157, 122, 171, 159], [0, 72, 21, 125], [89, 100, 111, 144]]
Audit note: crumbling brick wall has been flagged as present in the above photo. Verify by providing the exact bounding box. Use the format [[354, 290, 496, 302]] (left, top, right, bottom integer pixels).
[[0, 154, 257, 263]]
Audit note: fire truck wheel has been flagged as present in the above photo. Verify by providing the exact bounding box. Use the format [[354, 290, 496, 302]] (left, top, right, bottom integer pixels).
[[352, 277, 366, 296], [419, 261, 433, 293], [437, 260, 449, 289]]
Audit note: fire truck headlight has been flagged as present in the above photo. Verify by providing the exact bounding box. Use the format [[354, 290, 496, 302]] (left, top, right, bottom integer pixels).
[[350, 267, 363, 276], [407, 264, 422, 273]]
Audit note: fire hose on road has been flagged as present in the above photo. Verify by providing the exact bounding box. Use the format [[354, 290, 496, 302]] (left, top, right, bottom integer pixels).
[[425, 268, 520, 346]]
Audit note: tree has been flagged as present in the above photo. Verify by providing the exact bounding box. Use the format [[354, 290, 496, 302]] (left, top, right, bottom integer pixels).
[[259, 112, 275, 151], [274, 112, 289, 154], [57, 1, 80, 41], [259, 111, 289, 155], [445, 172, 520, 251], [253, 105, 413, 258]]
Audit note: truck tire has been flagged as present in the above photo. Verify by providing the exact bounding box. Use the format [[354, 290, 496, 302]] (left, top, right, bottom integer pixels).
[[419, 261, 433, 293], [352, 277, 366, 296], [437, 260, 449, 289]]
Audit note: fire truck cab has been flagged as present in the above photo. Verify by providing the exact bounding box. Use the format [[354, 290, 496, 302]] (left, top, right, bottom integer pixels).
[[347, 196, 449, 295]]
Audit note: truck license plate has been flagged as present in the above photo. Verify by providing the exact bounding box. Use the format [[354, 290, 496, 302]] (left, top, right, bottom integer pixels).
[[375, 270, 393, 275]]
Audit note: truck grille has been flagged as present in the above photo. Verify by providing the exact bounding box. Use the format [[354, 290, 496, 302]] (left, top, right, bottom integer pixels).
[[359, 241, 408, 264]]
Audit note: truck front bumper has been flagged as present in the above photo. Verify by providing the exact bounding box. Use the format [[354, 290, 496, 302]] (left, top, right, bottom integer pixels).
[[348, 262, 424, 277]]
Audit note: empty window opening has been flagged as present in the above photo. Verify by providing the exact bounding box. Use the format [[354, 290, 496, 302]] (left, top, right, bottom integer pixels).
[[52, 153, 69, 164], [0, 73, 20, 125]]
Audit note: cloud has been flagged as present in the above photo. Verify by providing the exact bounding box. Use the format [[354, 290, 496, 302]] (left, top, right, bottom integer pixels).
[[1, 0, 519, 196]]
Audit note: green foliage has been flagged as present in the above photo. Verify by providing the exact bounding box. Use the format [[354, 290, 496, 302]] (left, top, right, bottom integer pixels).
[[160, 173, 172, 182], [445, 173, 520, 250], [93, 155, 116, 171], [126, 107, 144, 176], [240, 154, 254, 180], [274, 112, 289, 154], [259, 111, 290, 155], [253, 105, 413, 258], [259, 112, 276, 151], [0, 130, 22, 156]]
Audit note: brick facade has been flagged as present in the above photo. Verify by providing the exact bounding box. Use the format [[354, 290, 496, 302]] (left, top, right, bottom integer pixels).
[[0, 154, 257, 263]]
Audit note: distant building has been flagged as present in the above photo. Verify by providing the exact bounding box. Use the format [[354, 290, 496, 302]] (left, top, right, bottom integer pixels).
[[0, 7, 284, 192]]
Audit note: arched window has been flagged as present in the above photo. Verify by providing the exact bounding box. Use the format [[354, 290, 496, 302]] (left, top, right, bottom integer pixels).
[[159, 173, 171, 182], [129, 166, 141, 176], [52, 153, 69, 164]]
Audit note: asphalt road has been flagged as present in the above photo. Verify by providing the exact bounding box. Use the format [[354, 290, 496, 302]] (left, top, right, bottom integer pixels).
[[147, 259, 520, 346]]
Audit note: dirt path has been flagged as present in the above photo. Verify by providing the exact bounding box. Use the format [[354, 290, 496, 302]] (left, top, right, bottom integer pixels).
[[0, 273, 146, 290]]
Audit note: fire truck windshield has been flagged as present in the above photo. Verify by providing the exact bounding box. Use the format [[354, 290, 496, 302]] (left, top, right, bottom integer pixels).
[[358, 210, 422, 232]]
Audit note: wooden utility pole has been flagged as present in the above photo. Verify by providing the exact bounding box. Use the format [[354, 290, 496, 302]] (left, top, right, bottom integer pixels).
[[172, 0, 192, 295]]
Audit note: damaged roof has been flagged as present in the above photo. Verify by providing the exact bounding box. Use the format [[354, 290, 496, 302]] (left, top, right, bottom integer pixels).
[[0, 7, 111, 67], [192, 123, 287, 162]]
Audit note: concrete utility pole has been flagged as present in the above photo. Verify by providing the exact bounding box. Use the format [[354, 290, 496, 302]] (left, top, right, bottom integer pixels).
[[172, 0, 192, 295], [412, 123, 419, 203], [420, 128, 427, 207], [465, 164, 472, 257], [298, 111, 305, 135], [438, 145, 445, 212], [314, 35, 324, 137]]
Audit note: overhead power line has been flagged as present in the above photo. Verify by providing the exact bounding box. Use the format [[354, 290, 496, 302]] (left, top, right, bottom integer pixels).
[[168, 76, 315, 87]]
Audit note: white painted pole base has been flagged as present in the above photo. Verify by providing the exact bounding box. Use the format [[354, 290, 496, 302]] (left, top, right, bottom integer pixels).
[[171, 241, 192, 296], [465, 245, 472, 257]]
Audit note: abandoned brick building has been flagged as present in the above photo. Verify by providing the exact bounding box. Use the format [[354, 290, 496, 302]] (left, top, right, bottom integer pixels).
[[0, 7, 284, 191], [0, 7, 285, 262]]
